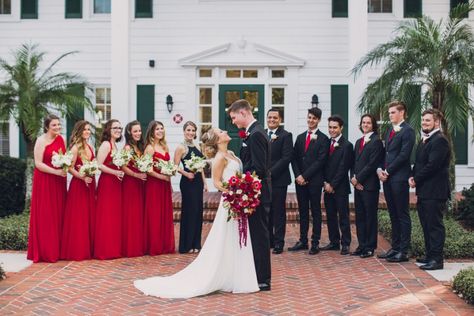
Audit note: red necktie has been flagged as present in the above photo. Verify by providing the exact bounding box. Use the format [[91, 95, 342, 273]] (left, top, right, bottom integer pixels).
[[389, 129, 395, 141], [304, 132, 312, 152], [329, 139, 336, 155], [359, 137, 365, 153]]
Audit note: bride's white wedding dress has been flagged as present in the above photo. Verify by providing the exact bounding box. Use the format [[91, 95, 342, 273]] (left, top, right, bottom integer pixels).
[[134, 156, 259, 298]]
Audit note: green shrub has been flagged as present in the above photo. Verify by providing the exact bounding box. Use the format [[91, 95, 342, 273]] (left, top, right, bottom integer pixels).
[[456, 184, 474, 229], [452, 267, 474, 305], [378, 210, 474, 258], [0, 212, 29, 250], [0, 263, 5, 281], [0, 156, 26, 217]]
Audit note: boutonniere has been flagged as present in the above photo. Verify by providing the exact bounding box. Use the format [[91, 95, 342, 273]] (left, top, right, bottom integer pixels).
[[393, 125, 402, 133], [238, 130, 250, 139], [310, 134, 318, 141], [364, 135, 371, 144], [333, 142, 339, 148], [270, 134, 278, 141]]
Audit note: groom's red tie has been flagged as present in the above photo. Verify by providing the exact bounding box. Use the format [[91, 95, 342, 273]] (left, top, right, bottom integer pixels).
[[304, 131, 312, 152]]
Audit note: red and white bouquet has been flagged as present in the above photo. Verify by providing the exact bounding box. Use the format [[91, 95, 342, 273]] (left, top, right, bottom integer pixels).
[[222, 171, 262, 247]]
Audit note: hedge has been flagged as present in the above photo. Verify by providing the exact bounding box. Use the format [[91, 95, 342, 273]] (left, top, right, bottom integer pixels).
[[0, 263, 5, 281], [452, 267, 474, 305], [0, 156, 26, 217], [378, 210, 474, 258], [0, 212, 29, 250], [456, 183, 474, 229]]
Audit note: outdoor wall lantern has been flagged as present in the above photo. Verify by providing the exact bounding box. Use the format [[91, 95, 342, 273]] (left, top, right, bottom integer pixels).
[[311, 94, 319, 107], [166, 95, 174, 113]]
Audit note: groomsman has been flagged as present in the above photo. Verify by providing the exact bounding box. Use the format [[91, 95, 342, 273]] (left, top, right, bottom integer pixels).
[[409, 109, 450, 270], [265, 108, 293, 254], [350, 114, 384, 258], [377, 101, 415, 262], [320, 115, 354, 255], [289, 107, 329, 255]]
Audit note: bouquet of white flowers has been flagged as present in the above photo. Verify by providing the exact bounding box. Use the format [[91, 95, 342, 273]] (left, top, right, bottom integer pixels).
[[112, 148, 133, 167], [79, 159, 99, 177], [184, 152, 207, 173], [134, 154, 153, 173], [51, 149, 74, 172], [155, 159, 178, 176]]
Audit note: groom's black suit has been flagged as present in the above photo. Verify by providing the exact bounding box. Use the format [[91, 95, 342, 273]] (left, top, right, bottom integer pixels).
[[240, 121, 272, 286]]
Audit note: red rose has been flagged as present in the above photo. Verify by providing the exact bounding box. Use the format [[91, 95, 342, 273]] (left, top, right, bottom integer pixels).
[[229, 176, 240, 185], [252, 181, 262, 191], [238, 130, 249, 139], [244, 172, 254, 183]]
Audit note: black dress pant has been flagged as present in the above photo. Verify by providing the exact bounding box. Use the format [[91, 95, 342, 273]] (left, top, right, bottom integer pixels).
[[295, 184, 323, 246], [323, 192, 351, 247], [269, 186, 288, 249], [354, 189, 379, 252], [417, 198, 446, 263], [248, 203, 271, 284]]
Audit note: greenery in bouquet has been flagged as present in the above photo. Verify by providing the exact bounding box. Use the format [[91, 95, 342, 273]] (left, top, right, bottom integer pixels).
[[134, 153, 154, 173], [51, 149, 73, 172], [111, 148, 133, 167], [155, 159, 178, 176], [184, 152, 207, 173], [78, 159, 99, 177]]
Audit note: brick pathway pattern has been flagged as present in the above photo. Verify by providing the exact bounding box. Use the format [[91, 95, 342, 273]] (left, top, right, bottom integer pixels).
[[1, 224, 473, 315]]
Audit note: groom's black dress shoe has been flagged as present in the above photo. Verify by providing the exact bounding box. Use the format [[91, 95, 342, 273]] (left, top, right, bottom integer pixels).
[[272, 247, 283, 254], [416, 257, 430, 264], [258, 283, 271, 291], [340, 246, 350, 255], [319, 243, 340, 251], [288, 241, 308, 251], [350, 248, 363, 256], [386, 253, 409, 263], [377, 249, 398, 259], [308, 246, 320, 255], [419, 260, 443, 270], [360, 250, 374, 258]]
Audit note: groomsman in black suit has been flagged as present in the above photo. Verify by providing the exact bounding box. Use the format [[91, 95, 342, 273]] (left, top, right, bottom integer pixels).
[[320, 115, 354, 255], [265, 108, 293, 254], [377, 101, 415, 262], [350, 114, 384, 258], [289, 107, 329, 255], [409, 109, 450, 270]]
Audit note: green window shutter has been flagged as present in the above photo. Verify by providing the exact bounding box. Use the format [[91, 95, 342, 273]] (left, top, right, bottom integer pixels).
[[330, 85, 349, 139], [136, 0, 153, 18], [453, 118, 468, 164], [137, 85, 155, 132], [404, 0, 422, 18], [451, 0, 469, 18], [66, 85, 85, 141], [21, 0, 38, 19], [332, 0, 348, 18], [66, 0, 82, 19]]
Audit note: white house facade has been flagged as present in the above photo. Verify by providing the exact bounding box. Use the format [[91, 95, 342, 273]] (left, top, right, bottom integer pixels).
[[0, 0, 473, 191]]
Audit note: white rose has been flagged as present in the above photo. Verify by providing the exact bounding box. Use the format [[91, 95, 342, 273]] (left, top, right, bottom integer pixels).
[[393, 125, 402, 133], [270, 134, 278, 140]]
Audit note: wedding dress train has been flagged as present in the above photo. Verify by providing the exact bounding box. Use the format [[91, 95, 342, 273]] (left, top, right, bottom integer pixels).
[[134, 157, 259, 298]]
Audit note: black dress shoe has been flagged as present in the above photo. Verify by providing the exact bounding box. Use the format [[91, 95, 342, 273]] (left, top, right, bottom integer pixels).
[[419, 260, 443, 270], [319, 243, 340, 251], [272, 247, 283, 254], [340, 246, 350, 255], [377, 249, 398, 259], [416, 257, 430, 264], [308, 246, 320, 255], [258, 283, 271, 291], [386, 252, 409, 262], [350, 248, 363, 256], [288, 241, 308, 251], [360, 250, 374, 258]]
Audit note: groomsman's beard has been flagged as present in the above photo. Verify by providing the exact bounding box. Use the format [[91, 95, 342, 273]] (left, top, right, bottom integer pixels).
[[422, 127, 433, 134]]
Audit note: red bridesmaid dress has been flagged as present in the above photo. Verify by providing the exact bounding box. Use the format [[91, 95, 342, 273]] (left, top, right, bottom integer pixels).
[[122, 154, 145, 257], [60, 145, 96, 261], [144, 151, 175, 255], [93, 142, 122, 260], [27, 136, 67, 263]]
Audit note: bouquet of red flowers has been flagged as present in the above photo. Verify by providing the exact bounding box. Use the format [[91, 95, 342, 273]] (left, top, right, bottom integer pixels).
[[222, 171, 262, 247]]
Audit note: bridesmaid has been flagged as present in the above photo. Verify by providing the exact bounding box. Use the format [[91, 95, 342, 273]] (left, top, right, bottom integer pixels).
[[60, 120, 95, 261], [93, 119, 125, 260], [174, 121, 207, 254], [27, 114, 67, 263], [122, 120, 147, 257], [144, 121, 175, 255]]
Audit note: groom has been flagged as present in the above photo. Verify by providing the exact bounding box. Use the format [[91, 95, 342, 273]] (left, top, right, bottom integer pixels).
[[229, 99, 272, 291]]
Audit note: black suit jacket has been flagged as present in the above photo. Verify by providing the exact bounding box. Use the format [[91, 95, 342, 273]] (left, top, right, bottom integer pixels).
[[324, 136, 354, 195], [240, 121, 272, 205], [382, 121, 415, 182], [265, 127, 293, 187], [351, 133, 384, 191], [292, 129, 329, 187], [412, 131, 450, 200]]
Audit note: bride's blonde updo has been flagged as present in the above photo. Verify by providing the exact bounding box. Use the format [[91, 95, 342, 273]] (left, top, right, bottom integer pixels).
[[201, 128, 219, 159]]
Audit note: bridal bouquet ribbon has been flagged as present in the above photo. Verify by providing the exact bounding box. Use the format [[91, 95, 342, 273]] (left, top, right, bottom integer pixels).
[[112, 148, 133, 168], [222, 171, 262, 247], [184, 152, 207, 173], [79, 159, 99, 177], [51, 149, 73, 172], [155, 159, 178, 176], [134, 153, 153, 173]]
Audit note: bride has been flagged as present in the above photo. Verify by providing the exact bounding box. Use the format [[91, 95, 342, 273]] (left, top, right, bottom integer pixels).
[[134, 128, 259, 298]]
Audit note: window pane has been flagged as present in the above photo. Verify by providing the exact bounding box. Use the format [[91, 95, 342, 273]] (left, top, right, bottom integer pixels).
[[368, 0, 381, 12], [96, 88, 105, 104], [0, 0, 11, 14], [226, 70, 241, 78], [199, 88, 212, 105], [225, 91, 240, 108], [94, 0, 111, 14], [243, 70, 258, 78], [332, 0, 348, 18], [382, 0, 392, 12], [272, 70, 285, 78], [451, 0, 469, 18], [21, 0, 37, 19], [0, 122, 9, 156], [272, 88, 284, 105], [106, 88, 111, 103], [243, 91, 258, 113], [404, 0, 422, 18], [199, 69, 212, 77], [66, 0, 82, 18], [135, 0, 152, 18], [199, 107, 212, 123]]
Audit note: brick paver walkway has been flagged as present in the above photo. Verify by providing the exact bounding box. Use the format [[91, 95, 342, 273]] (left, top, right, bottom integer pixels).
[[1, 224, 472, 315]]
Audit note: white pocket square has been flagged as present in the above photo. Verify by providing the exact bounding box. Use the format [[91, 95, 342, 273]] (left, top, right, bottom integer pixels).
[[242, 143, 248, 147]]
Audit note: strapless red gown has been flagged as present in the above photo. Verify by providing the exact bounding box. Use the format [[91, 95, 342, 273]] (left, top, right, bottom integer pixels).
[[144, 151, 175, 255], [27, 136, 67, 263]]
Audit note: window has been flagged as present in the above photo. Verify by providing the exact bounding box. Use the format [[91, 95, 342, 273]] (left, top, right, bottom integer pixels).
[[199, 69, 212, 77], [66, 0, 82, 19], [0, 0, 11, 14], [136, 0, 152, 18], [198, 87, 212, 139], [0, 122, 9, 156], [243, 70, 258, 78], [225, 69, 258, 78], [21, 0, 37, 19], [332, 0, 348, 18], [271, 70, 285, 78], [368, 0, 392, 13], [95, 87, 111, 124], [331, 85, 349, 139], [94, 0, 110, 14], [271, 87, 285, 125], [451, 0, 469, 18], [226, 70, 241, 78], [404, 0, 422, 18]]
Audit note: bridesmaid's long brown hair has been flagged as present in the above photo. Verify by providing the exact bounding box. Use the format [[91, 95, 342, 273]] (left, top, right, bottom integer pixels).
[[69, 120, 91, 161], [145, 121, 168, 152]]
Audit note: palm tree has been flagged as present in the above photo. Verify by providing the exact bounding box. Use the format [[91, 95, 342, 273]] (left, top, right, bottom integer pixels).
[[0, 43, 92, 155], [352, 2, 474, 190]]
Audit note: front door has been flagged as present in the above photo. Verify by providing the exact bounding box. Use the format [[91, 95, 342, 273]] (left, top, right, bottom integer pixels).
[[219, 85, 265, 154]]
